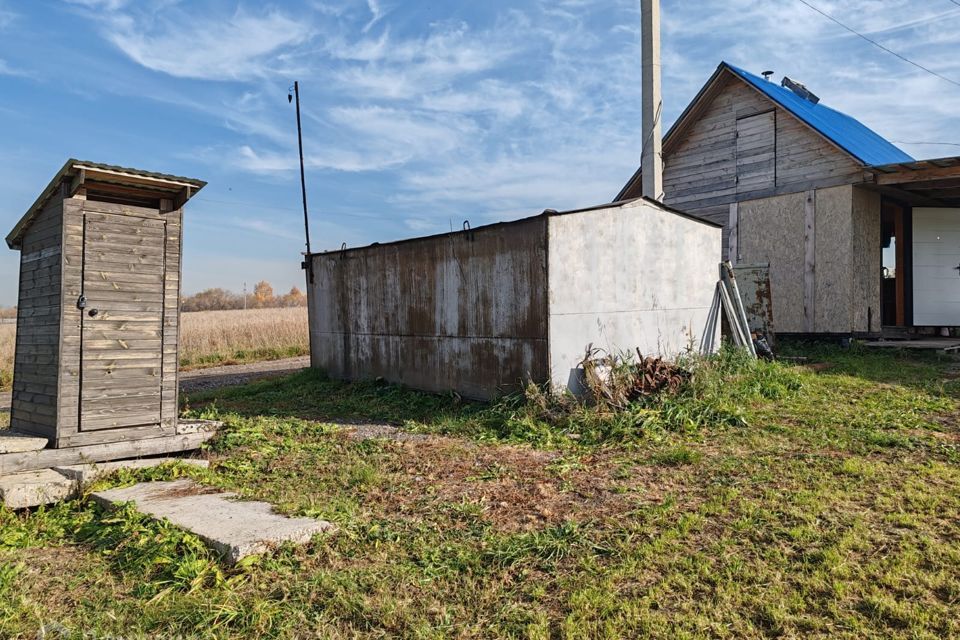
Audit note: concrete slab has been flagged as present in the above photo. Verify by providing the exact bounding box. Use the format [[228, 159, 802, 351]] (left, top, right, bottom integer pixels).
[[0, 431, 48, 454], [91, 479, 335, 564], [0, 469, 76, 509], [176, 420, 223, 435], [54, 458, 210, 485]]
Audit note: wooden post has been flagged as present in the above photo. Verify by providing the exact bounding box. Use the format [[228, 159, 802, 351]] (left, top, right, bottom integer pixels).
[[728, 202, 739, 264], [894, 207, 906, 327], [641, 0, 663, 202]]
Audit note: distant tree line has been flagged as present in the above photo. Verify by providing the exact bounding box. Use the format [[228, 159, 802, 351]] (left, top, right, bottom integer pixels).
[[181, 281, 307, 312], [0, 306, 16, 320]]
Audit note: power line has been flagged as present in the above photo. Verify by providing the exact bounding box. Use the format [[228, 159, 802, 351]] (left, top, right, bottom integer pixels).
[[891, 140, 960, 148], [950, 0, 960, 8], [796, 0, 960, 90]]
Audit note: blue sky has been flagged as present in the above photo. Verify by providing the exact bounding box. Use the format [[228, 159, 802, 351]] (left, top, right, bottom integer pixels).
[[0, 0, 959, 306]]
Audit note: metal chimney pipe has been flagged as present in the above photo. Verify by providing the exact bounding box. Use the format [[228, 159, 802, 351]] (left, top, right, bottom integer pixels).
[[641, 0, 663, 202]]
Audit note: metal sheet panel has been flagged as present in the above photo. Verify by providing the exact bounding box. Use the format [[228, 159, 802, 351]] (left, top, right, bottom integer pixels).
[[307, 217, 549, 400]]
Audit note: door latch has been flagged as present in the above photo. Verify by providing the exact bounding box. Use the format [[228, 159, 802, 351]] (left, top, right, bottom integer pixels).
[[77, 295, 87, 310]]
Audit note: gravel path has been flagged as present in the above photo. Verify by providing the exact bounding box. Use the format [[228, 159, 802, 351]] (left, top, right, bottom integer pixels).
[[179, 356, 311, 394], [0, 357, 310, 411]]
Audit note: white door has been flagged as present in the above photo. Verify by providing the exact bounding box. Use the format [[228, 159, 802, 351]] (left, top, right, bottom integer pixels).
[[913, 208, 960, 326]]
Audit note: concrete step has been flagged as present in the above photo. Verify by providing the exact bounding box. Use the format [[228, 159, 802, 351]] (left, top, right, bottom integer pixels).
[[1, 457, 210, 508], [0, 469, 76, 509], [91, 479, 336, 564], [0, 432, 48, 454]]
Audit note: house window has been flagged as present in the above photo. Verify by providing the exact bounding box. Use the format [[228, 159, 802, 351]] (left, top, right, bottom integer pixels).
[[736, 111, 776, 193]]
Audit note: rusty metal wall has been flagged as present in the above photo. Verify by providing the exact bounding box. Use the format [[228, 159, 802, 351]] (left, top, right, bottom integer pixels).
[[307, 217, 549, 400]]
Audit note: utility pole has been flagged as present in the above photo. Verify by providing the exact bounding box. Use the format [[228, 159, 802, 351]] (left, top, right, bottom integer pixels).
[[289, 81, 313, 283], [243, 282, 247, 310], [641, 0, 663, 202]]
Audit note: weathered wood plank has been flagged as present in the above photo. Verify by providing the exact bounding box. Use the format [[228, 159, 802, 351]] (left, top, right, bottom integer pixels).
[[0, 432, 214, 474]]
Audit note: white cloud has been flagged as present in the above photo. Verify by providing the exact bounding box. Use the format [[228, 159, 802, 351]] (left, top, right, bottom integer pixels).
[[88, 5, 313, 81], [0, 2, 15, 29], [0, 59, 25, 77], [235, 106, 477, 173], [232, 217, 304, 241], [326, 20, 523, 99], [64, 0, 129, 9], [68, 0, 958, 240], [363, 0, 386, 33]]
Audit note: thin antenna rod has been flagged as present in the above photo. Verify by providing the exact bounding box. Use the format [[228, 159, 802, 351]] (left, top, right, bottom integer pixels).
[[292, 81, 313, 280]]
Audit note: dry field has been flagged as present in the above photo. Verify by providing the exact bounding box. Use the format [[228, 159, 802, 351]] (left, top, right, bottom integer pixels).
[[180, 307, 309, 368], [0, 321, 13, 391], [0, 307, 309, 390]]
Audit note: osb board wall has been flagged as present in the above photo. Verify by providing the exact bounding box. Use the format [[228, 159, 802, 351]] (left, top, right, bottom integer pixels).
[[814, 185, 855, 333], [11, 197, 63, 440], [738, 185, 880, 334], [308, 217, 549, 400], [738, 191, 807, 333], [852, 188, 882, 333]]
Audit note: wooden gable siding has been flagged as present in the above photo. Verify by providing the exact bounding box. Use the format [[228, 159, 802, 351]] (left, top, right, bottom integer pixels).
[[655, 74, 864, 251], [11, 197, 64, 439], [736, 111, 776, 193]]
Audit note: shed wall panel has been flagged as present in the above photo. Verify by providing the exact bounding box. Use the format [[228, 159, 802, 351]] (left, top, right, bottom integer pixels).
[[814, 186, 855, 332], [738, 192, 807, 333], [852, 188, 882, 333], [308, 217, 549, 400], [10, 199, 63, 439], [737, 186, 880, 334], [56, 199, 181, 446], [546, 200, 721, 390]]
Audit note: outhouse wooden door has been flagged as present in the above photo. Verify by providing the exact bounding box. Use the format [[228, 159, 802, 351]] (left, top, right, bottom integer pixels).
[[79, 211, 166, 430]]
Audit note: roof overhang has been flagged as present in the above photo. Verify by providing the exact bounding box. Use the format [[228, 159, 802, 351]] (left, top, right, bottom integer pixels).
[[6, 159, 206, 250], [863, 156, 960, 208]]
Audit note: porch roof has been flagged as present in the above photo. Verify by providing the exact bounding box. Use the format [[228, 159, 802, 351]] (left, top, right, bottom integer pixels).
[[864, 156, 960, 208]]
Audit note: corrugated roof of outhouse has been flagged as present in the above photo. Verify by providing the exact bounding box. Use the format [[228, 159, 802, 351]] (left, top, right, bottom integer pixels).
[[6, 159, 207, 249]]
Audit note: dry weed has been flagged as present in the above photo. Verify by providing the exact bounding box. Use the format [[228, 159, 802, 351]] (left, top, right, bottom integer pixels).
[[0, 322, 14, 390], [179, 307, 308, 366]]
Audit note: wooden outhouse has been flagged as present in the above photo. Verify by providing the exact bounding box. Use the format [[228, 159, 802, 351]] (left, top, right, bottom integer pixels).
[[5, 160, 205, 449]]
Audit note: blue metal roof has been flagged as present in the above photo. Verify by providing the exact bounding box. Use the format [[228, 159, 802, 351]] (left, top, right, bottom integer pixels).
[[724, 63, 914, 166]]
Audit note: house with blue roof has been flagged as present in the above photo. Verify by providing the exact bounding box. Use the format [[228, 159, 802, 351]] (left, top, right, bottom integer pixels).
[[617, 62, 960, 336]]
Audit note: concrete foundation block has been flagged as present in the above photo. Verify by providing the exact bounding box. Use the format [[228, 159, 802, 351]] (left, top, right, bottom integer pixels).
[[176, 420, 223, 435], [91, 479, 336, 564], [0, 469, 77, 509], [54, 458, 210, 485], [0, 432, 49, 454]]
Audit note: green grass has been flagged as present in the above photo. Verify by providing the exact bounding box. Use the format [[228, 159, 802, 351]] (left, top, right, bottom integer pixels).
[[2, 345, 960, 638]]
